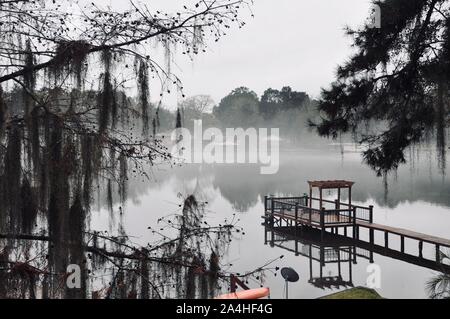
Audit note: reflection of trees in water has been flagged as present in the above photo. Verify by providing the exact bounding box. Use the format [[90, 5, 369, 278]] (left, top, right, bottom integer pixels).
[[1, 195, 273, 299], [211, 165, 260, 212], [135, 151, 450, 212], [91, 196, 227, 299]]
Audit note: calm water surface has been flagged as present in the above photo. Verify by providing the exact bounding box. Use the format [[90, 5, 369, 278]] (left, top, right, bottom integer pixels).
[[92, 145, 450, 299]]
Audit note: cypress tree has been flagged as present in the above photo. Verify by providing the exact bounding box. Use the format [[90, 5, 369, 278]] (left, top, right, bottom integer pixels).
[[313, 0, 450, 175]]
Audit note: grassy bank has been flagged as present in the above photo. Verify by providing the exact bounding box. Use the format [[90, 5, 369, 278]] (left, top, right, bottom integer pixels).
[[320, 287, 383, 299]]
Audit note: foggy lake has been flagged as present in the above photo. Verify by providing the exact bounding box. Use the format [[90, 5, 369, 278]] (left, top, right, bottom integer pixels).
[[91, 143, 450, 299]]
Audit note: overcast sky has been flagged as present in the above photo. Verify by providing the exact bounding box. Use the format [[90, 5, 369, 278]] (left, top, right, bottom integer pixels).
[[104, 0, 373, 107]]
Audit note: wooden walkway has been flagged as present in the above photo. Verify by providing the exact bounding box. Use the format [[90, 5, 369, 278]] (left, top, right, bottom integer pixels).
[[357, 221, 450, 247], [265, 195, 450, 264]]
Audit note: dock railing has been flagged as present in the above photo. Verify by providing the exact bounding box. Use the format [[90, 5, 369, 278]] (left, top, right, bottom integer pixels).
[[270, 200, 322, 225], [309, 197, 373, 224], [265, 196, 307, 211], [265, 195, 360, 227]]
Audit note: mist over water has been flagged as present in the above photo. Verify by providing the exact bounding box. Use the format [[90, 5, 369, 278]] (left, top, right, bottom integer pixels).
[[91, 142, 450, 299]]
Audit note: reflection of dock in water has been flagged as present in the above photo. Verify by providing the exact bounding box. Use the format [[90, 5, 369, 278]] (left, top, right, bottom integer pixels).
[[264, 224, 450, 291], [264, 226, 361, 289], [263, 180, 450, 270]]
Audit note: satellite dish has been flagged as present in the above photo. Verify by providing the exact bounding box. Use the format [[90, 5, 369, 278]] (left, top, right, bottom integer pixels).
[[281, 267, 299, 283], [280, 267, 299, 299]]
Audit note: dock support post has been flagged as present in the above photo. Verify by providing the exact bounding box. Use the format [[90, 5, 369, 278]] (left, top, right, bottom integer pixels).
[[270, 229, 274, 247], [320, 247, 325, 267], [309, 187, 313, 208], [419, 241, 423, 258], [337, 188, 341, 208], [337, 249, 341, 276], [349, 248, 353, 282], [436, 245, 441, 263], [352, 207, 357, 240], [264, 196, 268, 213], [384, 231, 389, 249], [270, 198, 274, 227], [320, 208, 325, 241], [335, 200, 340, 222], [309, 208, 312, 226], [369, 205, 374, 224], [295, 204, 299, 236], [401, 236, 405, 253]]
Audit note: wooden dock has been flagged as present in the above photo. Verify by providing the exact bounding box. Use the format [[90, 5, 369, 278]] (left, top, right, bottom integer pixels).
[[264, 192, 450, 265]]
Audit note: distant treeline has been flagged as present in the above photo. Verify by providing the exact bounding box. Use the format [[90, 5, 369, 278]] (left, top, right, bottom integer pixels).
[[158, 86, 329, 146]]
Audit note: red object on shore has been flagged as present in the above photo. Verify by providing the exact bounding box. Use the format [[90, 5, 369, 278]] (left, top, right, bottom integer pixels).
[[215, 288, 270, 300]]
